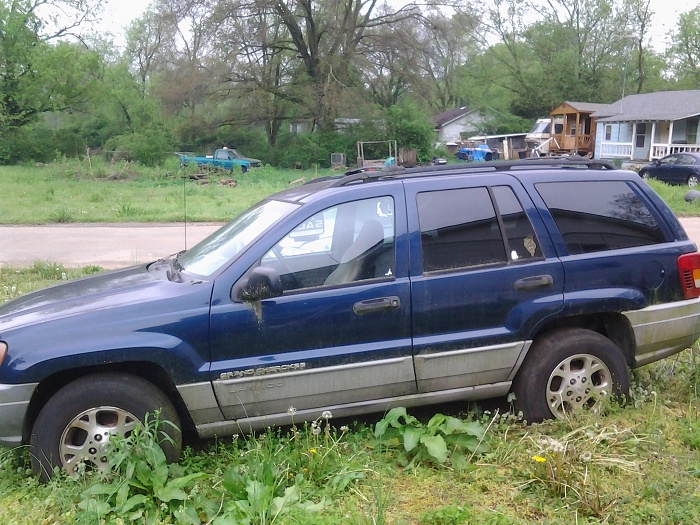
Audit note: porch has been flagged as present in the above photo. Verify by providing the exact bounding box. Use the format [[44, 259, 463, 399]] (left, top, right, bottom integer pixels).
[[598, 118, 700, 161], [600, 142, 700, 160]]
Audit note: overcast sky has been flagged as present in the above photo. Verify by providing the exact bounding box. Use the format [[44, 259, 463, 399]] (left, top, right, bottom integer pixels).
[[97, 0, 692, 51]]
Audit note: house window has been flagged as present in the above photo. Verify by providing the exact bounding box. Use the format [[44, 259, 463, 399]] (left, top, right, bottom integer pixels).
[[688, 117, 699, 144], [635, 123, 647, 148], [605, 125, 612, 141]]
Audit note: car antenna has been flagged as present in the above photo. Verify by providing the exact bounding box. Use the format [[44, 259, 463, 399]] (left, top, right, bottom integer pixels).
[[181, 157, 188, 250]]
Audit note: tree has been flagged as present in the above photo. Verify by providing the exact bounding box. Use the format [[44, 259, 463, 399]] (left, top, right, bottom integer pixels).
[[0, 0, 103, 161], [669, 5, 700, 87]]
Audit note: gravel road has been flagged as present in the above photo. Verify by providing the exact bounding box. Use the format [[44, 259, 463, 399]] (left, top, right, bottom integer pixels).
[[2, 218, 700, 269]]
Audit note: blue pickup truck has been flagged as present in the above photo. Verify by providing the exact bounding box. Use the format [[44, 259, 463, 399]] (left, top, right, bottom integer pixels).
[[180, 148, 261, 173], [2, 158, 700, 480]]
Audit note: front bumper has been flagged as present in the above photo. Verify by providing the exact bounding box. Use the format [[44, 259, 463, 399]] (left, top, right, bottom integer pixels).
[[624, 298, 700, 367], [0, 383, 38, 446]]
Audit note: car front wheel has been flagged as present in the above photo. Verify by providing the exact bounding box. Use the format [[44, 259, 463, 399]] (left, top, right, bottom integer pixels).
[[30, 373, 181, 481], [511, 328, 629, 423], [688, 174, 699, 187]]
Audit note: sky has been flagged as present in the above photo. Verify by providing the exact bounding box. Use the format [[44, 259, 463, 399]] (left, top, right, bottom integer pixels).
[[96, 0, 693, 51]]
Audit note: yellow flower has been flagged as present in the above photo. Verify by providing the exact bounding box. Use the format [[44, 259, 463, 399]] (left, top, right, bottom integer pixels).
[[532, 455, 547, 463], [309, 448, 317, 454]]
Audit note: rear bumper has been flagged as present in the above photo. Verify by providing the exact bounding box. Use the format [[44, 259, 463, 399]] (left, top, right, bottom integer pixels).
[[0, 383, 38, 447], [624, 298, 700, 367]]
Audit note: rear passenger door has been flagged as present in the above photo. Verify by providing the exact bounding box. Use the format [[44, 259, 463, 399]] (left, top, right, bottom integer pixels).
[[404, 174, 565, 393]]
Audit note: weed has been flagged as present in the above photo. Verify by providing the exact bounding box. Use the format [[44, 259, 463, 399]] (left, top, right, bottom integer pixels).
[[374, 407, 490, 469], [49, 208, 73, 223], [78, 412, 208, 524], [522, 420, 649, 519]]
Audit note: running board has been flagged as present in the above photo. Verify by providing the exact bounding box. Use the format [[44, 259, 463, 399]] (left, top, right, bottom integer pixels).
[[194, 381, 512, 438]]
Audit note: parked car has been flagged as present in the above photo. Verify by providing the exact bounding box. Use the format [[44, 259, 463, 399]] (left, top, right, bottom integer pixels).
[[639, 152, 700, 187], [180, 148, 261, 173], [3, 158, 700, 480]]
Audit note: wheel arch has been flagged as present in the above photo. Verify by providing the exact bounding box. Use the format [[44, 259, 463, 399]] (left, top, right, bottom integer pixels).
[[22, 362, 195, 444], [529, 312, 636, 366]]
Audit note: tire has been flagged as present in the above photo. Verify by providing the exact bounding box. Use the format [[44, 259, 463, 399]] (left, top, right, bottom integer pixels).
[[241, 164, 248, 174], [688, 174, 699, 187], [639, 170, 650, 180], [511, 328, 629, 423], [30, 373, 181, 481]]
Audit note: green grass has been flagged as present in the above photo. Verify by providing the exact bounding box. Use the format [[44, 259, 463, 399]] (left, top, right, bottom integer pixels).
[[1, 159, 699, 225], [0, 157, 322, 224], [1, 266, 699, 524]]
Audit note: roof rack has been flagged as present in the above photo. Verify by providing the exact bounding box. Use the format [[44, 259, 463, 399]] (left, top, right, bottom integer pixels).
[[326, 157, 617, 187]]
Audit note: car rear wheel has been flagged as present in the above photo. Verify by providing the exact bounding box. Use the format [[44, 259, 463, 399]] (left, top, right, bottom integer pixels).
[[511, 328, 629, 423], [30, 373, 181, 481], [688, 174, 699, 187]]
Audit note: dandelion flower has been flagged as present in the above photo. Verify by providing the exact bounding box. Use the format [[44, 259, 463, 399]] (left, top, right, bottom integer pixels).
[[321, 410, 333, 419], [287, 406, 297, 416], [532, 455, 547, 463], [309, 448, 317, 454]]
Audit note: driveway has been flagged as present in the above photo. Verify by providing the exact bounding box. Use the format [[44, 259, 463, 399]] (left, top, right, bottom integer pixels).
[[2, 218, 700, 269]]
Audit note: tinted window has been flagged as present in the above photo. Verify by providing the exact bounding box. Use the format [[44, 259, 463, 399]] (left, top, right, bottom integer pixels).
[[493, 186, 543, 261], [678, 154, 697, 165], [418, 187, 505, 272], [536, 181, 665, 254]]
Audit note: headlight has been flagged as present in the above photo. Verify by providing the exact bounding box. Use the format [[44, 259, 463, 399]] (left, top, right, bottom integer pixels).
[[0, 342, 7, 367]]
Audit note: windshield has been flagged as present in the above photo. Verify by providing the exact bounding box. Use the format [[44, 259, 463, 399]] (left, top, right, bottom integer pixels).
[[177, 199, 298, 276]]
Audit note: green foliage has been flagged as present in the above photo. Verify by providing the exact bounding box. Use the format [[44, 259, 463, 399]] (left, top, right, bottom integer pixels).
[[0, 263, 101, 303], [420, 504, 517, 525], [387, 103, 435, 161], [374, 407, 489, 468], [78, 413, 206, 524]]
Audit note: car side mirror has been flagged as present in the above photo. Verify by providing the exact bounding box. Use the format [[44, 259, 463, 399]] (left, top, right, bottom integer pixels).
[[233, 266, 283, 302]]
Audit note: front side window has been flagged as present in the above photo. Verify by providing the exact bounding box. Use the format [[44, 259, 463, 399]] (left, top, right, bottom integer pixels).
[[259, 197, 395, 291], [179, 200, 298, 276], [417, 186, 541, 273], [536, 181, 665, 255]]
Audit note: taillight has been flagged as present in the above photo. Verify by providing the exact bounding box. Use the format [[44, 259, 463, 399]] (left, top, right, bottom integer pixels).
[[677, 252, 700, 299]]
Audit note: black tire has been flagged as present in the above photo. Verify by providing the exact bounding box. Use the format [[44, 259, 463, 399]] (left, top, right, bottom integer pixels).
[[241, 164, 248, 174], [511, 328, 629, 423], [30, 373, 181, 481], [639, 170, 650, 180]]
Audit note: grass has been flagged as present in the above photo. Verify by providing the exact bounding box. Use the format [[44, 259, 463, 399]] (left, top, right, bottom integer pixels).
[[0, 157, 321, 224], [1, 158, 700, 224], [1, 265, 699, 524]]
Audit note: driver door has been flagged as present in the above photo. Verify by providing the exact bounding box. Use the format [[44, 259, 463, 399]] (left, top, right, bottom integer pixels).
[[208, 186, 414, 422]]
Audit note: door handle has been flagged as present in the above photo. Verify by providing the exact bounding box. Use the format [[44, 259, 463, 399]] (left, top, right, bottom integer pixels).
[[353, 296, 401, 315], [514, 275, 553, 291]]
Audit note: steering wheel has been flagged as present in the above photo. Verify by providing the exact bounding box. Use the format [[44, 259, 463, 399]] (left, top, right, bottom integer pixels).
[[270, 246, 302, 290]]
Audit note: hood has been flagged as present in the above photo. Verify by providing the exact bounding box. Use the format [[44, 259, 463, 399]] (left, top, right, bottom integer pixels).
[[0, 265, 163, 331]]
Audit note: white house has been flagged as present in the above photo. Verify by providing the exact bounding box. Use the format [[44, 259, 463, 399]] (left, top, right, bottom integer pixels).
[[433, 107, 490, 146], [592, 90, 700, 161]]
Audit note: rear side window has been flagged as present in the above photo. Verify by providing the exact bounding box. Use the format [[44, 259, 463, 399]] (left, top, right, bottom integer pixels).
[[417, 186, 541, 273], [536, 181, 665, 254]]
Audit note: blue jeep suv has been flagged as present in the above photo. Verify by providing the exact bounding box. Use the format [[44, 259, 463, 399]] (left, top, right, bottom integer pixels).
[[2, 159, 700, 480]]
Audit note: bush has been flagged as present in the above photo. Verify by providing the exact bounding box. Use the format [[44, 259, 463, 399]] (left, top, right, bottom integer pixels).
[[105, 127, 174, 167]]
